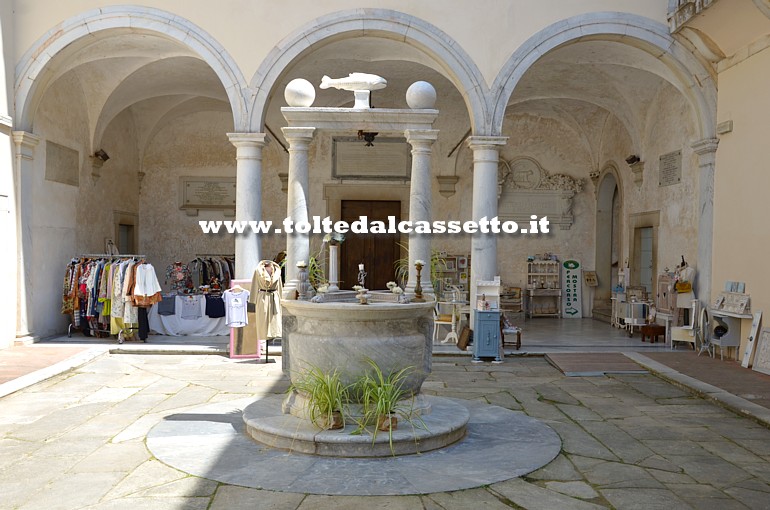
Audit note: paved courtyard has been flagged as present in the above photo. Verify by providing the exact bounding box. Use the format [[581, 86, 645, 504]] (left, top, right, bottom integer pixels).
[[1, 352, 770, 509]]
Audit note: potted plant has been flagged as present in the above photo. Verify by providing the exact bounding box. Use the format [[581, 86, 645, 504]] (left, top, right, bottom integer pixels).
[[289, 365, 349, 430], [353, 358, 422, 452]]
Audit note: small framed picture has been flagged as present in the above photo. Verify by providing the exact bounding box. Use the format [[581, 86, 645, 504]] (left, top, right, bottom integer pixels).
[[444, 257, 457, 271], [459, 271, 468, 283], [457, 256, 467, 269]]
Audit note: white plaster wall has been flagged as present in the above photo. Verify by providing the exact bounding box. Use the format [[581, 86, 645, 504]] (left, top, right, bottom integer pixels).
[[30, 71, 140, 337], [713, 47, 770, 335], [12, 1, 669, 90], [619, 83, 699, 277], [139, 110, 237, 290], [496, 110, 597, 291], [76, 109, 140, 253]]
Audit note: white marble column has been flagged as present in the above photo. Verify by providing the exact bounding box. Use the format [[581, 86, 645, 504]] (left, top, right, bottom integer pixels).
[[404, 129, 439, 295], [228, 133, 267, 279], [281, 127, 315, 298], [467, 136, 508, 327], [12, 131, 40, 342], [692, 137, 719, 307]]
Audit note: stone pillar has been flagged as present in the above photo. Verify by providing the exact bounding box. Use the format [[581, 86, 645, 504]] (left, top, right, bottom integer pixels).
[[12, 131, 40, 342], [692, 137, 719, 307], [467, 136, 508, 328], [281, 127, 315, 298], [404, 129, 439, 295], [228, 133, 267, 279]]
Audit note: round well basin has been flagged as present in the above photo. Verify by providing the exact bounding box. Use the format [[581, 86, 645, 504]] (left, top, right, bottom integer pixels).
[[281, 299, 435, 397]]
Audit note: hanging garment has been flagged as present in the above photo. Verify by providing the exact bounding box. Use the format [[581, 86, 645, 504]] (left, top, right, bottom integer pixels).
[[224, 289, 250, 327], [166, 262, 193, 294], [132, 263, 163, 307], [249, 260, 283, 340]]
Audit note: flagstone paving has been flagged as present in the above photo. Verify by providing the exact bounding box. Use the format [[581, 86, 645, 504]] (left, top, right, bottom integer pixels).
[[1, 353, 769, 508]]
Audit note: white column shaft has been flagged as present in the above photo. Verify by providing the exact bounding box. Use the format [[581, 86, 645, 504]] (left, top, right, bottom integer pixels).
[[12, 131, 40, 341], [282, 127, 315, 298], [467, 136, 508, 327], [328, 244, 340, 292], [405, 130, 438, 295], [228, 133, 267, 279], [692, 138, 719, 306]]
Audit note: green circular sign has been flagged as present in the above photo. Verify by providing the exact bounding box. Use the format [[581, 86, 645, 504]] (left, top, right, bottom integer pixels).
[[563, 260, 580, 270]]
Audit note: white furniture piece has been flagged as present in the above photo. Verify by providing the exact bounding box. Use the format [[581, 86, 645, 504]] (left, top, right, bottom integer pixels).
[[611, 291, 626, 328], [526, 260, 561, 318], [671, 299, 698, 349], [434, 295, 468, 344], [709, 309, 752, 360], [624, 300, 649, 337]]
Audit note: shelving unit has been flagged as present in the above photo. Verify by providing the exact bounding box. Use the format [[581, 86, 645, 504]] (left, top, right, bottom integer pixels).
[[526, 260, 561, 318]]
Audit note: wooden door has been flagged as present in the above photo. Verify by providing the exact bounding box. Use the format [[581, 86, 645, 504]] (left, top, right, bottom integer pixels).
[[340, 200, 401, 291]]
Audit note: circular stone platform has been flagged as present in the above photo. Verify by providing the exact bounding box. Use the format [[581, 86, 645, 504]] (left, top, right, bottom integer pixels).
[[245, 395, 468, 457], [146, 396, 561, 496]]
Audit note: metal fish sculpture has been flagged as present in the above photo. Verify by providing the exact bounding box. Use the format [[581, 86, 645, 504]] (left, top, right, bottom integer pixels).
[[319, 73, 387, 91]]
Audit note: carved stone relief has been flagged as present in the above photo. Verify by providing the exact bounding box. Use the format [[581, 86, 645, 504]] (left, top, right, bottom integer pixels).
[[497, 157, 584, 230]]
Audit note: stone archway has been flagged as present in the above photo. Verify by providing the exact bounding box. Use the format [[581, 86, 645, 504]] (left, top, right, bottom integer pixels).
[[247, 8, 490, 134], [14, 5, 249, 133], [489, 12, 717, 140], [595, 167, 623, 316]]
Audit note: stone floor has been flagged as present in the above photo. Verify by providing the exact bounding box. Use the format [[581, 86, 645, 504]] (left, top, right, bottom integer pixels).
[[2, 350, 770, 509]]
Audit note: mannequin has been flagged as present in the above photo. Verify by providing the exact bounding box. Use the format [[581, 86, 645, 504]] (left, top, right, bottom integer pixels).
[[675, 257, 696, 323], [249, 260, 283, 341]]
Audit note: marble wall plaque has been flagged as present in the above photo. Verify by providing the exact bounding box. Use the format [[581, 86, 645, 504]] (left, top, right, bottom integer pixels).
[[333, 137, 410, 179], [45, 141, 79, 186], [180, 177, 236, 211], [659, 150, 682, 187]]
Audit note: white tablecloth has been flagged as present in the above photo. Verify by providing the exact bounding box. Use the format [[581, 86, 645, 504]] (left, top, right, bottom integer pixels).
[[148, 295, 230, 336]]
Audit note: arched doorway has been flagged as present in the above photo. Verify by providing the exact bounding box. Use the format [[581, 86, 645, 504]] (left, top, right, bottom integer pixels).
[[595, 170, 622, 317]]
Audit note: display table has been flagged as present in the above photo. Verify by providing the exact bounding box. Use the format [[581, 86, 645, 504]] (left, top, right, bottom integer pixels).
[[148, 295, 230, 336]]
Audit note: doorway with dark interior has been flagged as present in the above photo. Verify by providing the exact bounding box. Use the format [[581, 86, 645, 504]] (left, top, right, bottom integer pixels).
[[339, 200, 401, 291]]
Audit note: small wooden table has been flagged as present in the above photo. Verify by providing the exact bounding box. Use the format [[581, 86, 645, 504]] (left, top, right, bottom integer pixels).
[[640, 324, 666, 343]]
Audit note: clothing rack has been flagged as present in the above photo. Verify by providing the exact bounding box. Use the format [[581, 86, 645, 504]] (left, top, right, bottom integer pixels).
[[79, 253, 146, 259], [65, 254, 150, 342]]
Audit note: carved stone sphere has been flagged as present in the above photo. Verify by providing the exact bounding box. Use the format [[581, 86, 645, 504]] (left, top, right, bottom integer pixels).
[[284, 78, 316, 107], [406, 81, 437, 109]]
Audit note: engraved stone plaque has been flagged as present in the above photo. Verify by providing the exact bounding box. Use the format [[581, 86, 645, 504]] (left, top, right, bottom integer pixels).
[[46, 141, 79, 186], [333, 137, 410, 179], [659, 150, 682, 187], [180, 177, 236, 212]]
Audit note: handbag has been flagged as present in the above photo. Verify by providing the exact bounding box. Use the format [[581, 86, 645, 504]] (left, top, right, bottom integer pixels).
[[675, 281, 692, 293]]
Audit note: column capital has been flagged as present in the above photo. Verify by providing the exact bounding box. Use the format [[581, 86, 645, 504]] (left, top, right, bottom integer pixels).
[[466, 135, 508, 152], [404, 129, 439, 145], [227, 132, 267, 148], [691, 137, 719, 156], [281, 126, 316, 143], [12, 131, 41, 158]]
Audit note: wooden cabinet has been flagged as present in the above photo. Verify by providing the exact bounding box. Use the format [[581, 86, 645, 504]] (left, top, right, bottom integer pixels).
[[527, 260, 561, 318], [473, 310, 502, 363]]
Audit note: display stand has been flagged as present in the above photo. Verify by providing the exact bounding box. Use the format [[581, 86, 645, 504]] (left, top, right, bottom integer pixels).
[[526, 260, 561, 318], [228, 279, 267, 362]]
